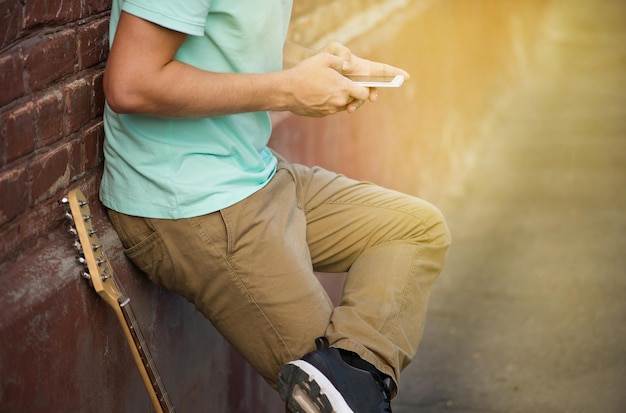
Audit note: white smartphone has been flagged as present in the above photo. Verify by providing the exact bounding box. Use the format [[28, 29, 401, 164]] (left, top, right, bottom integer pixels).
[[345, 74, 405, 88]]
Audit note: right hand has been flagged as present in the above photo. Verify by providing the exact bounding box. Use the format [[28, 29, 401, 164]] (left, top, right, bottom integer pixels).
[[282, 53, 370, 117]]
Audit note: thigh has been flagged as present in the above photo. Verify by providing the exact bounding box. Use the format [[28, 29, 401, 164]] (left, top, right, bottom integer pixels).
[[211, 166, 335, 367], [289, 163, 448, 273]]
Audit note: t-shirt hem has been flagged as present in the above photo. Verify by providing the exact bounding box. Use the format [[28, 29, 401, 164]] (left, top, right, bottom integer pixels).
[[100, 180, 272, 220]]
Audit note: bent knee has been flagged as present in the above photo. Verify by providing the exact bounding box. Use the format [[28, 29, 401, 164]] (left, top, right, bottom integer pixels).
[[411, 199, 451, 247]]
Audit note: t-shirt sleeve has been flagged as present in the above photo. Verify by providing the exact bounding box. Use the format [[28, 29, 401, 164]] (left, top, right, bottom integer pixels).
[[122, 0, 211, 36]]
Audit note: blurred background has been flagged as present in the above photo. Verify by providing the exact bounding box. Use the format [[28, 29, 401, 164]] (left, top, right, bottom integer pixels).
[[392, 1, 626, 412], [275, 1, 626, 412]]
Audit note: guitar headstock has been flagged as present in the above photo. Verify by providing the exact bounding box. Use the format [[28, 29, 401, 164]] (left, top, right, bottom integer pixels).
[[60, 189, 126, 307]]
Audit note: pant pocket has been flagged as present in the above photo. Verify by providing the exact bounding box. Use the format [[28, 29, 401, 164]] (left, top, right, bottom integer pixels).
[[108, 209, 174, 289]]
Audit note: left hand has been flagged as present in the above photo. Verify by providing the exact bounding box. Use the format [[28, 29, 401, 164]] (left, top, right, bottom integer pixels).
[[321, 41, 410, 111]]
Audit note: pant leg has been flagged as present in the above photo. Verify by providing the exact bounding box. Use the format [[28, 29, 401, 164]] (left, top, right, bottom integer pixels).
[[288, 163, 451, 386]]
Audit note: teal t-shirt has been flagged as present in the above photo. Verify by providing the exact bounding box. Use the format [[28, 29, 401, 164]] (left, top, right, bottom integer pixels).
[[100, 0, 293, 219]]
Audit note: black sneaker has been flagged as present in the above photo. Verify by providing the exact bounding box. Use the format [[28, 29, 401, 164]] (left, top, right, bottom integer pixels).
[[278, 337, 394, 413]]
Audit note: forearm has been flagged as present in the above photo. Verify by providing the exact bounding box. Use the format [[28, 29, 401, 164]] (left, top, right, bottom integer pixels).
[[104, 11, 296, 118], [105, 60, 290, 118]]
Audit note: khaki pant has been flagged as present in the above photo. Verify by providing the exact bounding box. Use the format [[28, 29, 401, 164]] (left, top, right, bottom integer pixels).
[[107, 156, 450, 391]]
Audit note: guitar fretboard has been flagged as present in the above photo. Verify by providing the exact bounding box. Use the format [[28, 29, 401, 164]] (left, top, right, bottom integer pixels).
[[119, 297, 176, 413]]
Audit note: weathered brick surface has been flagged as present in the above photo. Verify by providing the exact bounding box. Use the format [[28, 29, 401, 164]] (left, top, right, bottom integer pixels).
[[4, 102, 36, 164], [63, 78, 93, 134], [23, 0, 84, 29], [0, 0, 21, 48], [36, 90, 64, 146], [82, 120, 104, 170], [22, 30, 78, 92], [0, 51, 24, 106], [0, 1, 110, 263], [78, 17, 109, 69], [21, 0, 47, 30], [0, 167, 28, 226], [85, 0, 111, 15], [92, 70, 105, 116], [31, 140, 78, 204]]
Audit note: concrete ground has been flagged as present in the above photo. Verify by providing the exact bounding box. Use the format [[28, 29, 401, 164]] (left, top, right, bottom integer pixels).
[[394, 1, 626, 412]]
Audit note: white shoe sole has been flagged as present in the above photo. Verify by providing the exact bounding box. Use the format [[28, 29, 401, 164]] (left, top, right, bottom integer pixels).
[[278, 360, 354, 413]]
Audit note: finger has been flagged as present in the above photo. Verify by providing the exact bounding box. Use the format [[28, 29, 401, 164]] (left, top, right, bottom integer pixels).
[[345, 81, 370, 101], [320, 53, 348, 74], [324, 41, 351, 60], [381, 65, 410, 80], [368, 87, 378, 103], [346, 99, 364, 113], [360, 61, 410, 81]]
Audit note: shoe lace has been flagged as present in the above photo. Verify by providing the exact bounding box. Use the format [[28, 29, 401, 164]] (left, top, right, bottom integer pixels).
[[315, 336, 330, 351], [377, 375, 393, 413], [325, 338, 394, 413]]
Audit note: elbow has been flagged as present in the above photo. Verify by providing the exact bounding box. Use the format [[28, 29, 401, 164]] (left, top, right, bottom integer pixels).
[[103, 71, 144, 114]]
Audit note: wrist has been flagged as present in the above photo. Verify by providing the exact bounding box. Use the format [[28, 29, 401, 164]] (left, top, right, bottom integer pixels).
[[261, 70, 297, 113]]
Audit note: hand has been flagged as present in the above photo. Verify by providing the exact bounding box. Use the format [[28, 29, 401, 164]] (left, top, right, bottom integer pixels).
[[283, 52, 371, 117], [322, 41, 410, 104]]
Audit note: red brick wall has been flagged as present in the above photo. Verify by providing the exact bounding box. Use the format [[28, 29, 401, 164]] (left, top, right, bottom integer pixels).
[[0, 0, 110, 270]]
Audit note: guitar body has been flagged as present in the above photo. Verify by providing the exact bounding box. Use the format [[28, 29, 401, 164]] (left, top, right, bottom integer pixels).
[[62, 189, 176, 413]]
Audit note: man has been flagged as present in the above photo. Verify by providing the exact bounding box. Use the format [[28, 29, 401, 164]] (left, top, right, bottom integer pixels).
[[101, 1, 450, 412]]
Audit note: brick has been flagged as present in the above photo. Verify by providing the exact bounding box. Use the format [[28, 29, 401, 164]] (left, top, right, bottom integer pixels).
[[0, 167, 29, 226], [85, 0, 111, 14], [63, 78, 92, 135], [47, 0, 84, 23], [0, 51, 25, 107], [78, 17, 109, 69], [0, 0, 21, 48], [21, 0, 47, 30], [36, 90, 64, 146], [23, 0, 83, 29], [68, 136, 83, 181], [22, 30, 77, 92], [82, 121, 104, 170], [31, 142, 77, 203], [91, 70, 105, 117], [5, 102, 36, 164]]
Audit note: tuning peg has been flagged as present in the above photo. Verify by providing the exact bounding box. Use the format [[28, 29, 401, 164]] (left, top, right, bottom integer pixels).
[[68, 226, 77, 235], [82, 214, 93, 221], [79, 200, 88, 206], [59, 197, 69, 206], [73, 241, 83, 254], [80, 271, 93, 287], [64, 211, 74, 221]]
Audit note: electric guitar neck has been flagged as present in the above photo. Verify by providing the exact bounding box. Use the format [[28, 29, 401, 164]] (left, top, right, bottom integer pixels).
[[61, 189, 176, 413]]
